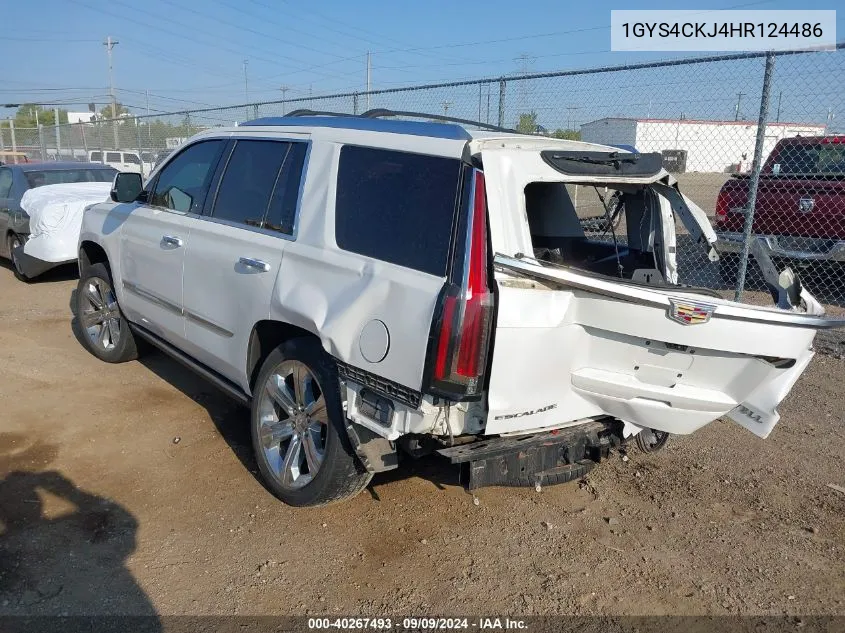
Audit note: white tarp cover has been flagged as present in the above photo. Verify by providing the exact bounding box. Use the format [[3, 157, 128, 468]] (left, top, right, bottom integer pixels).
[[22, 182, 111, 263]]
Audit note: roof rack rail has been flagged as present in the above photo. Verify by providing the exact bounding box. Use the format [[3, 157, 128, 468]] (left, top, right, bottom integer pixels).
[[360, 108, 518, 134], [284, 109, 355, 118]]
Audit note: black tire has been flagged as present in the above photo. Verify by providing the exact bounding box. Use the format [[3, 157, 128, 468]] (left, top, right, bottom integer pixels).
[[75, 262, 140, 363], [8, 233, 30, 283], [636, 428, 670, 453], [251, 338, 372, 507]]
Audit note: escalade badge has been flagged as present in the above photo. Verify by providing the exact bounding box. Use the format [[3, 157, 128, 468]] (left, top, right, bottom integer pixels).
[[799, 197, 814, 212], [668, 298, 715, 326]]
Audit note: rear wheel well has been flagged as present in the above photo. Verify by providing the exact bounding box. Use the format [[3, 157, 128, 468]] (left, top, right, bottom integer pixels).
[[247, 321, 321, 392], [78, 241, 110, 271]]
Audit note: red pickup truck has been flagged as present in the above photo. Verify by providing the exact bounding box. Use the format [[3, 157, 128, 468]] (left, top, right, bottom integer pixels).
[[715, 135, 845, 284]]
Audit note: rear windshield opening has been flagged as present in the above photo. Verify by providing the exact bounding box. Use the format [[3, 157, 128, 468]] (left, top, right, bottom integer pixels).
[[525, 181, 665, 282], [771, 143, 845, 177], [25, 169, 117, 188]]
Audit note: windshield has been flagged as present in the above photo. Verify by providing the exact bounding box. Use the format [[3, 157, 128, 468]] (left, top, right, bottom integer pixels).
[[25, 169, 117, 188], [772, 143, 845, 176]]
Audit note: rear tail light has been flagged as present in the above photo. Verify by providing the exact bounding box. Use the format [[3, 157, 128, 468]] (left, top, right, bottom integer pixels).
[[715, 189, 729, 222], [427, 169, 494, 400]]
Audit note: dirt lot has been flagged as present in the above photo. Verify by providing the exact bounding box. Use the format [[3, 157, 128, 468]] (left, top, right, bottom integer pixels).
[[1, 263, 844, 619]]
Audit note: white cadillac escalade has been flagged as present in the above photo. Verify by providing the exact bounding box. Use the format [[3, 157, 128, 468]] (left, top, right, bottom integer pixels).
[[74, 111, 843, 506]]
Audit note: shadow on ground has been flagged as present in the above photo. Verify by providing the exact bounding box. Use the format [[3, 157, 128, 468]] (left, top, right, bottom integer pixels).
[[0, 259, 79, 284], [0, 437, 159, 622], [136, 349, 463, 500]]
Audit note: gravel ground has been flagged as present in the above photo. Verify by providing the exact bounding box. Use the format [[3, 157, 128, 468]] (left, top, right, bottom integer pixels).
[[0, 264, 843, 619]]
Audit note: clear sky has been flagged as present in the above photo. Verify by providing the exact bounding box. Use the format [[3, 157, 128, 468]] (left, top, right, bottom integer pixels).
[[1, 0, 842, 123]]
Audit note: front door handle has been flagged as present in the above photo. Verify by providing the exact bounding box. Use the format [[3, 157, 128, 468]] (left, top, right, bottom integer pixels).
[[238, 257, 271, 272], [161, 235, 183, 248]]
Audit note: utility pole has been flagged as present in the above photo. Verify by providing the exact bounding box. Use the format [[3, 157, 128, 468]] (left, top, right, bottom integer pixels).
[[54, 107, 61, 156], [366, 52, 371, 111], [279, 85, 290, 115], [734, 91, 745, 121], [514, 53, 535, 113], [104, 36, 119, 148], [243, 59, 250, 123], [243, 59, 249, 102], [145, 89, 151, 145], [565, 105, 579, 132]]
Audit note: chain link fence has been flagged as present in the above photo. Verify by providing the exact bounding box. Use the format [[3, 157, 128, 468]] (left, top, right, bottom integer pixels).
[[1, 45, 843, 327]]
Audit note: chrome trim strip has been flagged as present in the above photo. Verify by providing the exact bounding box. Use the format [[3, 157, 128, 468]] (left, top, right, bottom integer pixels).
[[124, 281, 234, 337], [493, 254, 845, 330], [184, 310, 234, 338], [122, 280, 182, 315]]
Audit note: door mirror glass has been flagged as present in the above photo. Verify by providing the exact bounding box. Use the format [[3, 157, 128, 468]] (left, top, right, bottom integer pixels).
[[111, 172, 143, 203]]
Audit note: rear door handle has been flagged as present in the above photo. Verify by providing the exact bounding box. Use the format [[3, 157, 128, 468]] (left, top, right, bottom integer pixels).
[[238, 257, 271, 272], [161, 235, 183, 248]]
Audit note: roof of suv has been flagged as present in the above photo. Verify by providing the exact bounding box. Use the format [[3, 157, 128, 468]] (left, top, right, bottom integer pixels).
[[237, 116, 622, 155], [242, 116, 474, 140]]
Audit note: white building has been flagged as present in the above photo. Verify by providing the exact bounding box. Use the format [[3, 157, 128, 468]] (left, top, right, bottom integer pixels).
[[66, 111, 97, 124], [579, 118, 825, 173]]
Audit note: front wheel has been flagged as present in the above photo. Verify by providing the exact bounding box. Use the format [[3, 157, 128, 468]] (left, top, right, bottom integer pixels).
[[8, 233, 30, 283], [251, 338, 372, 507], [75, 262, 140, 363]]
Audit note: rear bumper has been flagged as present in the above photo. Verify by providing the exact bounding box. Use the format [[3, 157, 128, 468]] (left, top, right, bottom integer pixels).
[[437, 418, 623, 489], [717, 231, 845, 262], [12, 247, 70, 278]]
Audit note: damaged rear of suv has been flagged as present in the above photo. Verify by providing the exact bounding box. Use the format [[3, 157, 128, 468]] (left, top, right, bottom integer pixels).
[[77, 111, 844, 505]]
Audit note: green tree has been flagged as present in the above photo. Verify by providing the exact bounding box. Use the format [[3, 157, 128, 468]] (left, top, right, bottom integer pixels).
[[14, 104, 69, 127], [516, 111, 539, 134], [100, 102, 130, 119], [551, 128, 581, 141]]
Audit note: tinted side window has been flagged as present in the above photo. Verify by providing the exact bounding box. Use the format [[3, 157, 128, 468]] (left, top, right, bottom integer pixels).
[[92, 168, 118, 182], [24, 171, 49, 188], [264, 142, 307, 235], [124, 153, 141, 165], [151, 140, 225, 213], [335, 146, 461, 276], [90, 151, 102, 162], [0, 168, 12, 198], [106, 152, 121, 163], [211, 140, 289, 227]]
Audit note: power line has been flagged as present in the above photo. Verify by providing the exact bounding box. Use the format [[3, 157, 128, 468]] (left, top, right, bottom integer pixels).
[[69, 0, 357, 83], [246, 0, 482, 66]]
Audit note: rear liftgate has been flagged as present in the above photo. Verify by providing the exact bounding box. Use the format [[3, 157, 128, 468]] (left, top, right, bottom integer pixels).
[[436, 418, 624, 489]]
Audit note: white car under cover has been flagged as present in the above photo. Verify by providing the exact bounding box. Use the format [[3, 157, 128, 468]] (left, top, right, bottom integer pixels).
[[16, 182, 111, 278]]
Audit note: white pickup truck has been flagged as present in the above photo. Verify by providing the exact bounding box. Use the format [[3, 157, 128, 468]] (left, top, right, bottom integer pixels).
[[73, 111, 843, 506]]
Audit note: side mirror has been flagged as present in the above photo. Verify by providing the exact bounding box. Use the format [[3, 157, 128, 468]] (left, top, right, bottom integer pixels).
[[111, 172, 143, 203]]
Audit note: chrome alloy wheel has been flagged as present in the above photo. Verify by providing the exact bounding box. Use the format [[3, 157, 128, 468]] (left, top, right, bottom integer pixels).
[[9, 236, 23, 274], [80, 277, 121, 350], [257, 360, 329, 490]]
